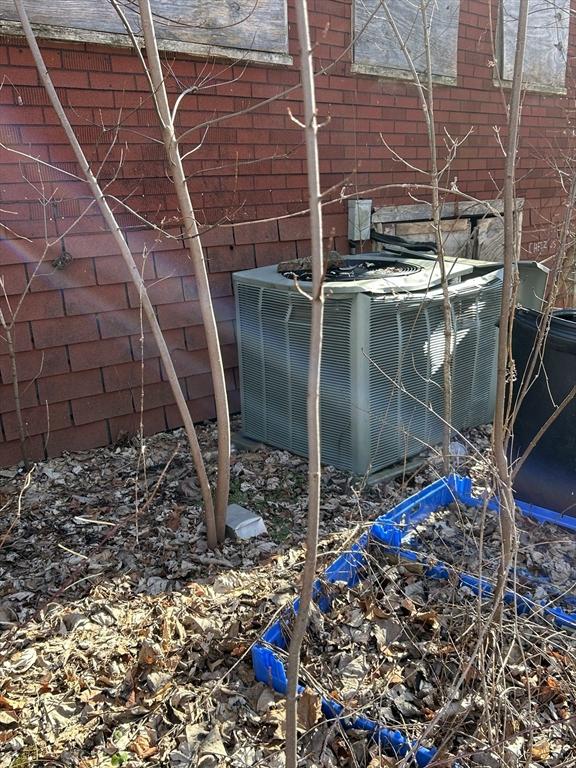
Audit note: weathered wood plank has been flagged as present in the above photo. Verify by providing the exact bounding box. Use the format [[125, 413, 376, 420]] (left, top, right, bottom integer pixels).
[[353, 0, 460, 80], [371, 199, 523, 224], [396, 219, 470, 235], [0, 0, 288, 55], [371, 200, 525, 261], [474, 217, 504, 262]]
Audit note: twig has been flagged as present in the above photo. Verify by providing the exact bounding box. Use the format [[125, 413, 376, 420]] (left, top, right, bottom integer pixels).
[[0, 302, 29, 468]]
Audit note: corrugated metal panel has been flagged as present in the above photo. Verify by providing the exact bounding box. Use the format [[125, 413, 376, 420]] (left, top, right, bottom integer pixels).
[[237, 283, 265, 439], [237, 280, 354, 468], [369, 298, 445, 470], [285, 296, 354, 468]]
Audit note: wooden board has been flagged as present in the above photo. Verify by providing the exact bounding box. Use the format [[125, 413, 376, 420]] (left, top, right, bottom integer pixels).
[[353, 0, 460, 80], [501, 0, 569, 91], [371, 199, 524, 225], [371, 201, 526, 262], [0, 0, 289, 58], [474, 216, 504, 262], [395, 219, 470, 235]]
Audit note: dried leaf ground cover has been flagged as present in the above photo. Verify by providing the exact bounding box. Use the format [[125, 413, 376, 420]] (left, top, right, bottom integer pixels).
[[296, 545, 576, 767], [407, 504, 576, 613], [3, 419, 568, 768], [0, 417, 456, 768]]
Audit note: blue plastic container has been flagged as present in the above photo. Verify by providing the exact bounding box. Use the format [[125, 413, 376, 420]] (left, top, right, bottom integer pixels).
[[252, 475, 576, 767]]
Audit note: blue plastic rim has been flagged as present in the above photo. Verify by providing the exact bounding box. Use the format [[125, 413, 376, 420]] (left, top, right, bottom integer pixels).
[[252, 474, 576, 767]]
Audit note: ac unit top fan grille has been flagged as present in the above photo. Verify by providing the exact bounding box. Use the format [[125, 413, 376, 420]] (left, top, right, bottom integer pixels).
[[280, 258, 422, 283], [235, 257, 473, 294]]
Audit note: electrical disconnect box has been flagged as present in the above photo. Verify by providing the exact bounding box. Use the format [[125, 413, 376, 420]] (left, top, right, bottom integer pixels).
[[347, 199, 372, 242]]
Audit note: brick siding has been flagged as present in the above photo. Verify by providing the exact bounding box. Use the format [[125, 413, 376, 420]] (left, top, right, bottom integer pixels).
[[0, 0, 575, 465]]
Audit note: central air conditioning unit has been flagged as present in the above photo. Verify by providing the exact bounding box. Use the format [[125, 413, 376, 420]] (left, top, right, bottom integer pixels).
[[233, 253, 502, 475]]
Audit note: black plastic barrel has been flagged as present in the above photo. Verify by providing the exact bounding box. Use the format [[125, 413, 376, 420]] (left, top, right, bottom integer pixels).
[[511, 308, 576, 515]]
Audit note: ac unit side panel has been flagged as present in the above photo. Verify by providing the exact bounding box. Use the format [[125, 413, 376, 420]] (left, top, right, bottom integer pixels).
[[367, 301, 401, 468], [419, 301, 448, 447], [283, 312, 308, 457], [460, 280, 502, 427], [368, 300, 445, 471], [236, 283, 266, 440], [261, 290, 293, 448], [451, 293, 481, 429], [320, 331, 354, 470], [286, 295, 355, 469], [367, 279, 501, 472], [236, 279, 355, 469], [348, 293, 372, 474]]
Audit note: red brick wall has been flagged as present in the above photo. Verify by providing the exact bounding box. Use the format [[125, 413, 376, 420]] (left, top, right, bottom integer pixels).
[[1, 0, 575, 466]]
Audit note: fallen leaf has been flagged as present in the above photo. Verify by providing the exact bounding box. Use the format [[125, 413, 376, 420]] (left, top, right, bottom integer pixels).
[[368, 756, 397, 767], [256, 688, 277, 713], [6, 647, 37, 673], [531, 740, 551, 761], [297, 688, 322, 733], [199, 724, 227, 759], [261, 702, 287, 740], [538, 675, 564, 704], [415, 610, 440, 630], [0, 694, 24, 712], [400, 597, 416, 615], [0, 710, 18, 726], [384, 665, 404, 686], [166, 507, 182, 531], [129, 732, 158, 759], [361, 596, 390, 620], [138, 640, 162, 668]]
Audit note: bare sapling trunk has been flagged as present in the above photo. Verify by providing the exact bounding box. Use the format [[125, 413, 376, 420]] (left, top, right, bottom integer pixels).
[[285, 0, 324, 764], [0, 302, 28, 468], [419, 0, 453, 474], [14, 0, 218, 548], [381, 3, 454, 472], [492, 0, 529, 613], [137, 0, 231, 543]]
